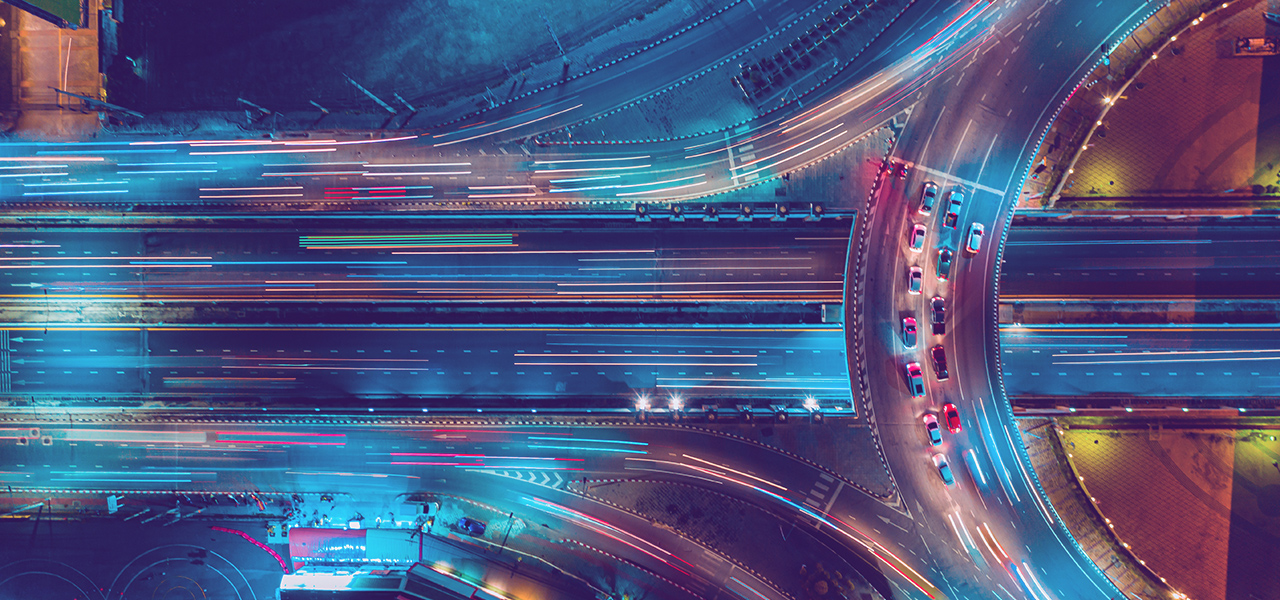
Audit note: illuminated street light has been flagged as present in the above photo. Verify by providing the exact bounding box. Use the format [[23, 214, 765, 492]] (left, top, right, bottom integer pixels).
[[668, 394, 684, 411], [802, 395, 819, 411], [635, 394, 651, 412]]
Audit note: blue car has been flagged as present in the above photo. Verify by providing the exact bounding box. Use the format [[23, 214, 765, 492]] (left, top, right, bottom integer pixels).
[[933, 453, 955, 485], [458, 517, 487, 536]]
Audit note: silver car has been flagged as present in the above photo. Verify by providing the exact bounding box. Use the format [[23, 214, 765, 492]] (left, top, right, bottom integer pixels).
[[919, 182, 939, 215], [966, 223, 984, 254]]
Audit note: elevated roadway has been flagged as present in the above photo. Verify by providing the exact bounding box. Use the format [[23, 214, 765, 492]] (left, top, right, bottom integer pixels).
[[1002, 223, 1280, 300]]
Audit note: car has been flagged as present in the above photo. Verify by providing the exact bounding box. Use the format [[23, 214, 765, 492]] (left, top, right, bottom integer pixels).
[[907, 266, 923, 295], [942, 402, 961, 433], [930, 296, 946, 334], [919, 182, 939, 214], [902, 317, 918, 348], [931, 345, 949, 381], [933, 453, 955, 485], [458, 517, 487, 536], [923, 413, 942, 446], [909, 224, 927, 253], [963, 448, 987, 487], [905, 362, 926, 398], [936, 248, 953, 281], [966, 223, 984, 254], [943, 191, 964, 229]]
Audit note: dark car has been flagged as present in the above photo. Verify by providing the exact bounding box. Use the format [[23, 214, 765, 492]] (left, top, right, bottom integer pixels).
[[931, 345, 949, 381], [930, 296, 946, 335], [458, 517, 487, 536], [937, 248, 953, 281], [943, 191, 964, 229]]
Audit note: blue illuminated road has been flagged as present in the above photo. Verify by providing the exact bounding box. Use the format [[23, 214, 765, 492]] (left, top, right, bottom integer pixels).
[[1001, 325, 1280, 400], [0, 326, 850, 406], [0, 223, 849, 303], [1002, 223, 1280, 299]]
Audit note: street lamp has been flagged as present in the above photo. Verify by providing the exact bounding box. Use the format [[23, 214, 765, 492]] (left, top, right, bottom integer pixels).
[[668, 394, 684, 412]]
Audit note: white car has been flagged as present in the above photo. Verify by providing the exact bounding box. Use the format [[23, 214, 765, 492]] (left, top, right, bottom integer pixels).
[[909, 224, 927, 253], [907, 267, 923, 295], [967, 223, 984, 254]]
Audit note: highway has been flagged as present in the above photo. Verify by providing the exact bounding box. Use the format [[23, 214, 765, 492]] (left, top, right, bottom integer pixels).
[[0, 326, 850, 406], [1001, 325, 1280, 400], [0, 222, 849, 304], [1002, 224, 1280, 299]]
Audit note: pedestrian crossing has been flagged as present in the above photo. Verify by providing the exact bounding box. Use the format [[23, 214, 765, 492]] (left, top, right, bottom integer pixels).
[[802, 472, 845, 513]]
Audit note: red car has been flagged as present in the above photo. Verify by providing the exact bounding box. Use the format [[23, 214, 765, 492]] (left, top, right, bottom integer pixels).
[[942, 403, 961, 433]]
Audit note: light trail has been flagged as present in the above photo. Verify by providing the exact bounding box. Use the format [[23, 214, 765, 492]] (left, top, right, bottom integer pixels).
[[616, 180, 708, 197], [515, 354, 756, 358], [118, 162, 218, 166], [513, 362, 759, 366], [365, 163, 472, 168], [0, 156, 104, 161], [550, 174, 704, 194], [197, 193, 304, 199], [23, 180, 128, 187], [362, 171, 471, 176], [681, 454, 787, 491], [532, 156, 650, 164], [263, 171, 365, 176], [200, 186, 304, 191], [434, 103, 584, 147], [527, 436, 648, 446], [116, 170, 218, 174], [189, 148, 338, 155], [531, 164, 653, 175], [21, 189, 128, 196], [261, 162, 367, 166], [525, 444, 648, 455], [392, 249, 654, 256]]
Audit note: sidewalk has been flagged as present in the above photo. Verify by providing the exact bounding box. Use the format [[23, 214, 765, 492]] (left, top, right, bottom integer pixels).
[[1013, 0, 1244, 209], [1062, 0, 1265, 200], [6, 0, 102, 138], [1023, 417, 1280, 600], [1016, 417, 1175, 600]]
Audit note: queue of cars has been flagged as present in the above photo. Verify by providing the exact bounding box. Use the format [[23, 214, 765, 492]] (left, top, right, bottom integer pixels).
[[902, 179, 980, 486]]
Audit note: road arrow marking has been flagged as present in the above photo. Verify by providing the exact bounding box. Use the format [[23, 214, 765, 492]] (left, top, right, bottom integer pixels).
[[878, 513, 911, 533]]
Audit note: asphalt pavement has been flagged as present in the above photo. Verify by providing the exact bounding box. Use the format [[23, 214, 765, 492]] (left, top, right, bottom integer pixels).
[[1000, 324, 1280, 401], [1002, 224, 1280, 299], [0, 325, 851, 407]]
